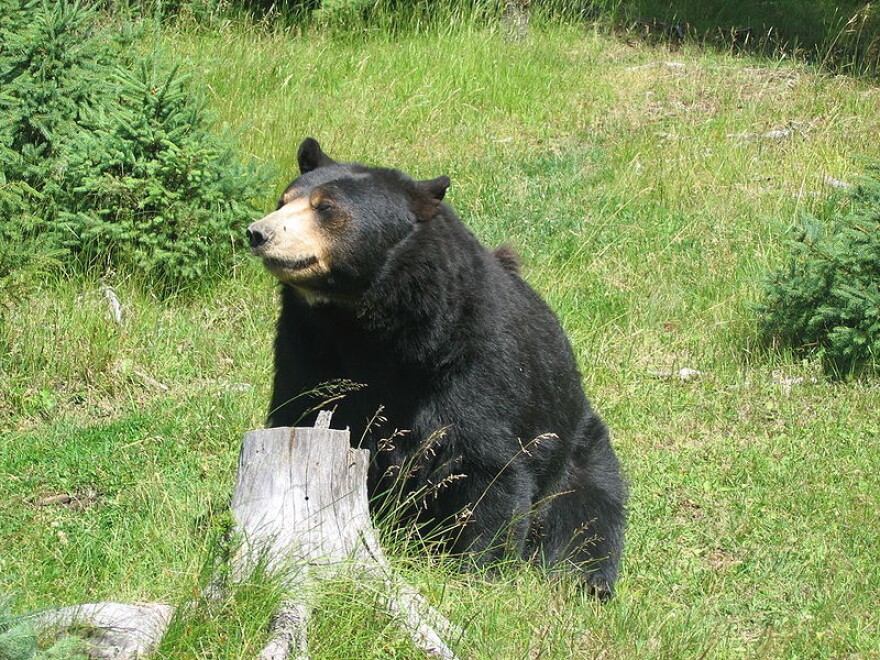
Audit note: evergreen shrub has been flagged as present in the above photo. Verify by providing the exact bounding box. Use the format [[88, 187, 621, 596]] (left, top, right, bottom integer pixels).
[[0, 0, 266, 296], [759, 166, 880, 376]]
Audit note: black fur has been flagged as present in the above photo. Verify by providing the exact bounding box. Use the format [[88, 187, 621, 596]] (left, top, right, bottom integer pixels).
[[263, 140, 626, 597]]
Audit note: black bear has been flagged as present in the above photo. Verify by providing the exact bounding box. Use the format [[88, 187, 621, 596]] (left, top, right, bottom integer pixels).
[[247, 139, 626, 597]]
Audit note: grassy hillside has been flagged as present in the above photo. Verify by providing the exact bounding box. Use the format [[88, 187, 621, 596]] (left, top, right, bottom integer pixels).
[[2, 16, 880, 658]]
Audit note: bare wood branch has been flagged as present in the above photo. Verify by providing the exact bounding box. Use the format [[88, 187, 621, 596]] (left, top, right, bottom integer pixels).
[[380, 581, 460, 659], [314, 409, 333, 429], [100, 284, 123, 325], [31, 602, 174, 659], [258, 600, 310, 660]]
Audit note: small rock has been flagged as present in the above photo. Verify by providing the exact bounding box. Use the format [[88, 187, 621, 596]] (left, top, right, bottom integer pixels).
[[771, 371, 817, 394], [649, 367, 704, 381], [678, 367, 702, 381], [818, 174, 852, 190], [763, 128, 792, 140]]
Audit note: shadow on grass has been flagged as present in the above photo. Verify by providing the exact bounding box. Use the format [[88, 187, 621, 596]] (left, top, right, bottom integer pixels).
[[594, 0, 880, 77]]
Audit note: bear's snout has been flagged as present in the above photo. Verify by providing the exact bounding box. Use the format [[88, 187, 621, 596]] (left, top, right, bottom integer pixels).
[[246, 224, 273, 251]]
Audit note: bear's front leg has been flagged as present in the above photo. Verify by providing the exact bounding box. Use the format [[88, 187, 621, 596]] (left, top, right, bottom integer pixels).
[[441, 463, 537, 567], [408, 418, 541, 569]]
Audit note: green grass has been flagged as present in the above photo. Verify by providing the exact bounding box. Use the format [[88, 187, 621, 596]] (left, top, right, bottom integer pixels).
[[2, 14, 880, 658]]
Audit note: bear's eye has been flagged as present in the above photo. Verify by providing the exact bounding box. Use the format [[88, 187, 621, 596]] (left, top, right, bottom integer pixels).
[[312, 201, 332, 213]]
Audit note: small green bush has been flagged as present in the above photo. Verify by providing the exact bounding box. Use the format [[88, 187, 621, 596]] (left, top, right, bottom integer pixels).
[[0, 0, 266, 296], [759, 167, 880, 376]]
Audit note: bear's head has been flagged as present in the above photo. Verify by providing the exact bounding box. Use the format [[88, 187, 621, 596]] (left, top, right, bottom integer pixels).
[[247, 138, 449, 303]]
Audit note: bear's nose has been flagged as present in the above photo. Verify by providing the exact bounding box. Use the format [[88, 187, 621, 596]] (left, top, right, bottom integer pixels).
[[247, 226, 273, 249]]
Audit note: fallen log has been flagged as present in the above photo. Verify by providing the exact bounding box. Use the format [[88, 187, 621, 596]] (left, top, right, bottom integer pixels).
[[28, 421, 460, 659]]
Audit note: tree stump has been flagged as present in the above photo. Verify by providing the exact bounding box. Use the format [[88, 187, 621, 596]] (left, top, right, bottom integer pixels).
[[27, 424, 460, 659]]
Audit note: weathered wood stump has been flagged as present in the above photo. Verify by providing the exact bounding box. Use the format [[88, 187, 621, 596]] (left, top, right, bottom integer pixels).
[[28, 423, 460, 659], [233, 425, 458, 659]]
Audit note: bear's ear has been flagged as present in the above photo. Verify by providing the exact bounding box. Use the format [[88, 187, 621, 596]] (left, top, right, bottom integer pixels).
[[297, 138, 336, 174], [412, 176, 451, 221]]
